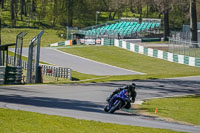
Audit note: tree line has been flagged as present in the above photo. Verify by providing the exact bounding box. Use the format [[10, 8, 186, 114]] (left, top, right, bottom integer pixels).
[[0, 0, 199, 41]]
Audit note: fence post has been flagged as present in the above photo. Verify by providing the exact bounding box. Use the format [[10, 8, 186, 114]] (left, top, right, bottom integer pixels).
[[26, 44, 33, 83], [68, 68, 72, 80], [26, 30, 44, 84], [35, 31, 44, 83]]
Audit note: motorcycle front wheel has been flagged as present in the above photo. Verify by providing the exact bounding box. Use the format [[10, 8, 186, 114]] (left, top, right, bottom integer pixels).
[[108, 99, 122, 113], [104, 105, 109, 112]]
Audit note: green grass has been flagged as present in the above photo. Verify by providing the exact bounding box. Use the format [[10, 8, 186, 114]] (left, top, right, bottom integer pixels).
[[140, 95, 200, 125], [1, 28, 66, 47], [58, 46, 200, 82], [0, 108, 183, 133], [72, 71, 103, 81], [42, 71, 103, 84]]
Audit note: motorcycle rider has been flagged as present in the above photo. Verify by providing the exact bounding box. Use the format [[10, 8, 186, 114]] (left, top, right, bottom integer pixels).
[[106, 83, 136, 109]]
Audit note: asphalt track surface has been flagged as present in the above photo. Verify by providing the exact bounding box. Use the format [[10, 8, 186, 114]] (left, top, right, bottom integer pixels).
[[9, 47, 144, 76], [0, 77, 200, 132]]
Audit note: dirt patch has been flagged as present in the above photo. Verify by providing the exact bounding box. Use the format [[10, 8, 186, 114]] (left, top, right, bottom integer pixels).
[[148, 47, 169, 51]]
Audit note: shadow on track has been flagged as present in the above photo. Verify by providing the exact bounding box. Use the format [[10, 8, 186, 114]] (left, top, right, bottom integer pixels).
[[64, 78, 200, 95], [135, 79, 200, 94], [0, 94, 105, 114]]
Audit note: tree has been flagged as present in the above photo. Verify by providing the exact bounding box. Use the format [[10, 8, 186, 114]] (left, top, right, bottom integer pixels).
[[10, 0, 15, 21], [154, 0, 174, 41], [1, 0, 4, 8], [52, 0, 57, 26], [67, 0, 74, 27], [101, 0, 128, 21], [20, 0, 26, 20], [0, 13, 1, 45], [169, 0, 189, 29], [0, 1, 1, 45], [145, 0, 150, 18], [144, 0, 157, 18], [25, 0, 31, 17], [190, 0, 198, 42], [163, 0, 170, 41], [0, 0, 2, 66], [32, 0, 36, 12], [137, 0, 142, 22], [102, 0, 117, 20]]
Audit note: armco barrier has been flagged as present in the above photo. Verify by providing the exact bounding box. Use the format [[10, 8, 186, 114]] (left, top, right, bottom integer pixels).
[[111, 39, 200, 67], [8, 56, 72, 80]]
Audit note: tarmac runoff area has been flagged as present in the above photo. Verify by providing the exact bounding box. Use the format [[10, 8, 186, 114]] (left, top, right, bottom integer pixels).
[[9, 47, 145, 76]]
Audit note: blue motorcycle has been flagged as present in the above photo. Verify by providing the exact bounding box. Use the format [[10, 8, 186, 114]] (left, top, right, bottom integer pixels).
[[104, 89, 131, 113]]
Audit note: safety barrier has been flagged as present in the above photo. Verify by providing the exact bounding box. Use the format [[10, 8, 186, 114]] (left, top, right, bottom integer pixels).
[[8, 56, 72, 80], [0, 66, 23, 85], [113, 39, 200, 67], [5, 66, 23, 84], [41, 65, 72, 80], [102, 38, 114, 46], [0, 66, 6, 84], [49, 40, 72, 47]]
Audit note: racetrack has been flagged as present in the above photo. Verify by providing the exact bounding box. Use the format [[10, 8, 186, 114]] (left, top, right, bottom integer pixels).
[[9, 47, 144, 76], [0, 76, 200, 132]]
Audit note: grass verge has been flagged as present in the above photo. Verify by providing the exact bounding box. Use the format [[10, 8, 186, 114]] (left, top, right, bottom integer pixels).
[[58, 45, 200, 82], [2, 28, 66, 47], [139, 95, 200, 125], [42, 71, 103, 84], [0, 108, 183, 133]]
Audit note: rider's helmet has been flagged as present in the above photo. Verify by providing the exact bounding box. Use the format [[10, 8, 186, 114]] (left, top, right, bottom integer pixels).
[[128, 83, 136, 92]]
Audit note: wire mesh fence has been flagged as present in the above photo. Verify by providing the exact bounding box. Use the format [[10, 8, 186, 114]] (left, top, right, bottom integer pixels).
[[26, 30, 44, 83], [168, 37, 200, 58], [170, 31, 191, 41], [14, 32, 27, 67]]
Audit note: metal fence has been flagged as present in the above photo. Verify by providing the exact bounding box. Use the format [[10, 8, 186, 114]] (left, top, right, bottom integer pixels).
[[168, 37, 200, 58], [26, 30, 44, 83], [8, 56, 72, 80], [170, 31, 191, 41], [171, 30, 200, 43], [0, 32, 26, 85], [14, 32, 27, 67], [41, 65, 72, 80]]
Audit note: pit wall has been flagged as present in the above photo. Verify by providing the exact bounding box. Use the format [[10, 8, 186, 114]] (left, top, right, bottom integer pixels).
[[102, 38, 200, 67]]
